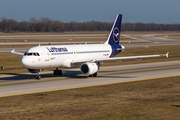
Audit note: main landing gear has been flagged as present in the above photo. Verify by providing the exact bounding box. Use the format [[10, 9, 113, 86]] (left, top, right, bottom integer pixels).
[[54, 68, 62, 76], [89, 72, 97, 77]]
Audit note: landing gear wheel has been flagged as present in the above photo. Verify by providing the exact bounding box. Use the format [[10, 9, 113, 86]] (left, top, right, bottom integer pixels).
[[35, 71, 41, 80], [54, 68, 62, 76], [58, 70, 62, 76], [35, 75, 41, 80], [54, 70, 58, 76], [93, 72, 97, 77], [88, 72, 97, 77]]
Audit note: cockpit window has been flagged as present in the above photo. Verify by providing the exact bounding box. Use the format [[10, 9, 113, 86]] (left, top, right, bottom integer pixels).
[[24, 52, 40, 56], [36, 53, 40, 56], [27, 53, 33, 56], [24, 52, 27, 56]]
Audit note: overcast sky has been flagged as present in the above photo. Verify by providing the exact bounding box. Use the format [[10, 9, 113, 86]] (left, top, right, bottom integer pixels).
[[0, 0, 179, 24]]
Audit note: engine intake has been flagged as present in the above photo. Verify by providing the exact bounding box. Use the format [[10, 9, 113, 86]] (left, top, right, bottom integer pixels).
[[80, 63, 98, 75]]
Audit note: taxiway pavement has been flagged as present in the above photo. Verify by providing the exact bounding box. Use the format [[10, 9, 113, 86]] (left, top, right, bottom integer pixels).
[[0, 61, 179, 97]]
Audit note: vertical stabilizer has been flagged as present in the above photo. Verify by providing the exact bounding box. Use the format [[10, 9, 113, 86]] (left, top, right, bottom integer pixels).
[[105, 14, 122, 45]]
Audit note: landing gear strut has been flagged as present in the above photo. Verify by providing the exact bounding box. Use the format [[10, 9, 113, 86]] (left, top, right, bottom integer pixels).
[[54, 68, 62, 76], [35, 72, 41, 80]]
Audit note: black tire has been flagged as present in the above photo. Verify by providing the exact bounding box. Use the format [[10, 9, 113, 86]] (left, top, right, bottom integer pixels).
[[35, 75, 41, 80], [54, 70, 58, 76], [93, 72, 97, 77], [58, 70, 62, 76]]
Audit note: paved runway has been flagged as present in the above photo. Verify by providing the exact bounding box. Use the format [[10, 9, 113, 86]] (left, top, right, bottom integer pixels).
[[124, 33, 180, 47], [0, 61, 179, 97]]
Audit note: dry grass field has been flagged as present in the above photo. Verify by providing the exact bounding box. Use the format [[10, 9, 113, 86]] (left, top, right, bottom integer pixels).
[[0, 76, 180, 119]]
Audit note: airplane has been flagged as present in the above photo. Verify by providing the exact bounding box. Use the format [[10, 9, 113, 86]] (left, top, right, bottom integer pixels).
[[11, 14, 169, 79]]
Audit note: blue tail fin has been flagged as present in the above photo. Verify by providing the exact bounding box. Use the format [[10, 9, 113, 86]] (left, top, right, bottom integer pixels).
[[105, 14, 122, 45]]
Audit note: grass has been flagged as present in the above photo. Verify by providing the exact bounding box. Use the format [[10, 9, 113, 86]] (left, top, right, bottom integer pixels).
[[0, 76, 180, 119]]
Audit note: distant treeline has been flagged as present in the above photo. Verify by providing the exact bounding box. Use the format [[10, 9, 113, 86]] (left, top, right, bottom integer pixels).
[[0, 17, 180, 32]]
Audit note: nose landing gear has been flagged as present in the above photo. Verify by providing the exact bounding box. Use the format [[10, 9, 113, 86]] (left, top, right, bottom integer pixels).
[[35, 69, 42, 80], [35, 73, 41, 80]]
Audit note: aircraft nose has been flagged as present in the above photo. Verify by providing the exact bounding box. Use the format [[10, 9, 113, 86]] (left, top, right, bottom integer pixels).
[[20, 57, 30, 68]]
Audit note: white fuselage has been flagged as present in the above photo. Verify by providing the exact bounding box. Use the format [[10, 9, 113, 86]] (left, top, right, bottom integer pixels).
[[21, 44, 112, 69]]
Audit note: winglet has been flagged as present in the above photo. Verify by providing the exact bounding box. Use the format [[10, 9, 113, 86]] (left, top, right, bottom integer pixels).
[[11, 49, 24, 56], [11, 49, 15, 53], [166, 52, 169, 58], [160, 52, 169, 58]]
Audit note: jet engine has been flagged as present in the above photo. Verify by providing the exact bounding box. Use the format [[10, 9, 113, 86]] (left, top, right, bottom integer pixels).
[[80, 63, 98, 75], [27, 69, 43, 73]]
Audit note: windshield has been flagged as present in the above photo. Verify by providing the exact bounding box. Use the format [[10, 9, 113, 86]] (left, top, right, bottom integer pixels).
[[24, 52, 40, 56]]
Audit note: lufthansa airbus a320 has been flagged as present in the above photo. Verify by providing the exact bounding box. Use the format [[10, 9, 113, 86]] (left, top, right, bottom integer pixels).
[[11, 14, 169, 79]]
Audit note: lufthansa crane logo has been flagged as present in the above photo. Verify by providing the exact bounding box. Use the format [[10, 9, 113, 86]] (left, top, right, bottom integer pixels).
[[113, 27, 119, 43]]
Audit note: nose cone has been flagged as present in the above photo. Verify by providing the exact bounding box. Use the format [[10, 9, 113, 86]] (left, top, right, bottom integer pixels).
[[21, 57, 30, 68]]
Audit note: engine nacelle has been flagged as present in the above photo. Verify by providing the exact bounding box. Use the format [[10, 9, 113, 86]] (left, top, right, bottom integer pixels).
[[27, 69, 43, 73], [80, 63, 98, 75]]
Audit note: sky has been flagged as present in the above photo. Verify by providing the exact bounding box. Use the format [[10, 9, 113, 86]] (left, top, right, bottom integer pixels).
[[0, 0, 179, 24]]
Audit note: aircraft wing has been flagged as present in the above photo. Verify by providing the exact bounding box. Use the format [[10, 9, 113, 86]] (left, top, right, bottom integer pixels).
[[11, 49, 24, 56], [72, 52, 169, 63]]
